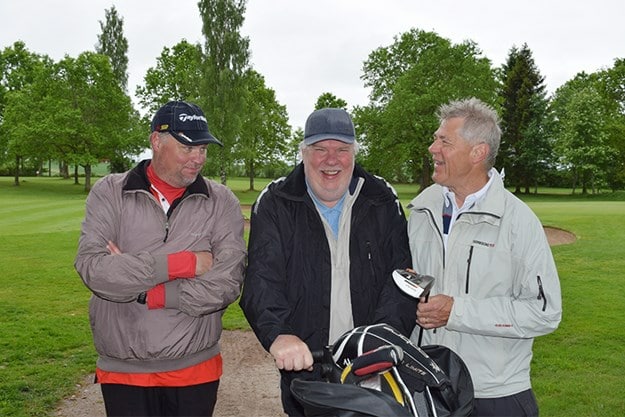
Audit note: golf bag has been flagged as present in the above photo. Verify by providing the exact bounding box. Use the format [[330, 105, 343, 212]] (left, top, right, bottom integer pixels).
[[291, 323, 474, 417]]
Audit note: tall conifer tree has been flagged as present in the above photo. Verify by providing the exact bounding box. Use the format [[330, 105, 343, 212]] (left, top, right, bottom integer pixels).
[[198, 0, 250, 183], [95, 6, 129, 91], [498, 44, 551, 193]]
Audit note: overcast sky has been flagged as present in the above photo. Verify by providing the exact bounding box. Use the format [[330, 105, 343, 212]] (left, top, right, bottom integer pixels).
[[2, 0, 624, 130]]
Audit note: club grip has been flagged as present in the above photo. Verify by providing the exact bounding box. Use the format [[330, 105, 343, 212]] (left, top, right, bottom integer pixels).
[[311, 350, 325, 364], [351, 345, 403, 376]]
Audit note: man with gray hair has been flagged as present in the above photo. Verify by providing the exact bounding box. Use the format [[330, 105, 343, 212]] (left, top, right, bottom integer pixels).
[[407, 97, 562, 416], [241, 108, 416, 416]]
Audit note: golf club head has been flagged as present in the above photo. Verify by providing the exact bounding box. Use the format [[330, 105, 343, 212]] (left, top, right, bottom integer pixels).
[[392, 269, 435, 299]]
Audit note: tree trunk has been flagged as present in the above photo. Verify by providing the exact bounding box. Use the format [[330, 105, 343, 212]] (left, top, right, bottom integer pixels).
[[61, 161, 70, 179], [84, 164, 92, 192], [419, 155, 431, 193], [248, 160, 255, 191], [74, 165, 79, 185], [220, 148, 227, 185], [14, 155, 20, 186]]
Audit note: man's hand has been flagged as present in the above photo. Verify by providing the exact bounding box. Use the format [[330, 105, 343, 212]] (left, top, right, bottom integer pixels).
[[107, 241, 122, 255], [416, 294, 453, 329], [194, 251, 213, 276], [269, 334, 314, 372]]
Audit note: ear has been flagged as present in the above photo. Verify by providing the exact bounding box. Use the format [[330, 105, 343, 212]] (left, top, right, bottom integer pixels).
[[471, 143, 489, 164], [149, 132, 161, 151]]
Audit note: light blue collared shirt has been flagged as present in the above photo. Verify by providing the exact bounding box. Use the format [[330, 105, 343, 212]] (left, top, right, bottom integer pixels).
[[306, 182, 347, 238]]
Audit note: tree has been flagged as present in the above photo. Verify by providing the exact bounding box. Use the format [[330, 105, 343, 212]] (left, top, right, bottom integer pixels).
[[198, 0, 251, 183], [287, 127, 304, 167], [95, 6, 129, 91], [497, 44, 551, 194], [135, 40, 205, 115], [96, 5, 133, 172], [235, 70, 290, 190], [551, 74, 617, 194], [5, 52, 140, 191], [596, 59, 625, 190], [315, 92, 348, 110], [356, 29, 498, 189], [0, 42, 49, 184]]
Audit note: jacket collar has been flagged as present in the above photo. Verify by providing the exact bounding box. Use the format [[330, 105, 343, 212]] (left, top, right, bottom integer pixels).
[[122, 159, 209, 197], [408, 171, 506, 220]]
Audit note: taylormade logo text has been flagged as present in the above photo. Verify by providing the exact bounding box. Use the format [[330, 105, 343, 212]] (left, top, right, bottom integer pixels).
[[178, 113, 207, 123]]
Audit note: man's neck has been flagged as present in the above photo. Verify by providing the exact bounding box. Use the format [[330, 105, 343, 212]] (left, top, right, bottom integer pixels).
[[452, 173, 490, 206]]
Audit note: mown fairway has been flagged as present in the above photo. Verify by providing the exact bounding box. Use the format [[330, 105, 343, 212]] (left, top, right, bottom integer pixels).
[[1, 176, 624, 416]]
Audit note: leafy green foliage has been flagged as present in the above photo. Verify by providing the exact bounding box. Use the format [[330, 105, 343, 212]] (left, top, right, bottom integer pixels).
[[550, 73, 619, 194], [198, 0, 251, 183], [356, 29, 498, 188], [135, 40, 205, 114], [0, 42, 51, 174], [235, 70, 291, 190], [1, 42, 143, 190], [315, 92, 348, 110]]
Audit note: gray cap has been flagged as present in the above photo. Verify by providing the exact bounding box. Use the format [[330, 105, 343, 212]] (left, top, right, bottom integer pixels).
[[304, 108, 355, 145]]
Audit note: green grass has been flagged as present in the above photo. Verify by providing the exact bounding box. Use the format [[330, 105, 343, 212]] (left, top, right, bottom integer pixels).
[[527, 200, 625, 415], [1, 175, 624, 416]]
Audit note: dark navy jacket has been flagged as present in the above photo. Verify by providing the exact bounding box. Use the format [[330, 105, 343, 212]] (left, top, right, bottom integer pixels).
[[240, 163, 416, 353]]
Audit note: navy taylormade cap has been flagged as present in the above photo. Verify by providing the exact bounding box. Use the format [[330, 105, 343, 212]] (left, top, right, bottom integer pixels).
[[304, 108, 355, 145], [151, 101, 223, 147]]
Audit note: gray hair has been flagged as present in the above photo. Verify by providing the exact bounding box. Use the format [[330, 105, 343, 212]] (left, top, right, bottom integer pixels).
[[437, 97, 501, 169]]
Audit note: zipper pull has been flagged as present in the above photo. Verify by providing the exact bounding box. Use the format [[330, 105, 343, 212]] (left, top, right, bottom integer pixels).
[[163, 220, 170, 243], [537, 275, 546, 312]]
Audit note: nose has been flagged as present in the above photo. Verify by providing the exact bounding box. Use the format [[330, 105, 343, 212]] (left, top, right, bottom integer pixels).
[[325, 153, 338, 164], [323, 149, 341, 165], [428, 139, 440, 154]]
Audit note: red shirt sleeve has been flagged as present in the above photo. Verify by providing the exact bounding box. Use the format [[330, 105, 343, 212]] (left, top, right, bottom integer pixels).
[[167, 251, 196, 279], [147, 284, 165, 309]]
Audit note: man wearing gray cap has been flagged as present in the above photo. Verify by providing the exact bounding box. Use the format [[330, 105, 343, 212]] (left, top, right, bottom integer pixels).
[[75, 101, 246, 416], [240, 108, 416, 416]]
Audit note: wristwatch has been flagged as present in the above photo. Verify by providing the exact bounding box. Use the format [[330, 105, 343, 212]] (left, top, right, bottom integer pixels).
[[136, 292, 147, 304]]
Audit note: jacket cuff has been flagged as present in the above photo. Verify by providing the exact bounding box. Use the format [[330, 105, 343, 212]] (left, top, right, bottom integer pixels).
[[447, 296, 464, 329], [164, 280, 181, 310], [152, 254, 169, 283]]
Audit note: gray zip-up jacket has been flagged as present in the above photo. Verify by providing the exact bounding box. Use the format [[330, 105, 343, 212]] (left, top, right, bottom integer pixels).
[[75, 160, 246, 373], [407, 173, 562, 398]]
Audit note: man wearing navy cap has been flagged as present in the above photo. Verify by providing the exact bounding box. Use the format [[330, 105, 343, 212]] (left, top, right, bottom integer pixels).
[[75, 101, 246, 416], [240, 108, 417, 416]]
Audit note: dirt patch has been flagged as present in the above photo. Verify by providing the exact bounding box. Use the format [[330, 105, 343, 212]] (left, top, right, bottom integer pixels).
[[56, 227, 574, 417], [544, 226, 576, 246], [55, 330, 284, 417]]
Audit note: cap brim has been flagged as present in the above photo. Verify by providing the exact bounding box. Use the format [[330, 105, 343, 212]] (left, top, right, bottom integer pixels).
[[170, 131, 223, 147], [304, 133, 354, 145]]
